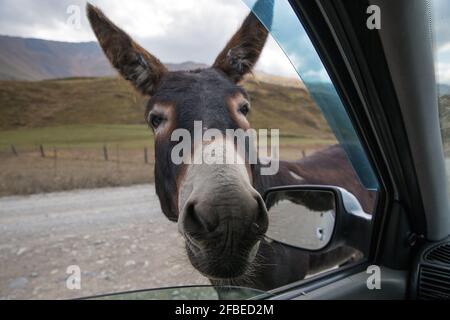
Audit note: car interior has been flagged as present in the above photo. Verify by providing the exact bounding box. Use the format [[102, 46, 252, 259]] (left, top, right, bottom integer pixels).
[[1, 0, 449, 304], [269, 0, 450, 300]]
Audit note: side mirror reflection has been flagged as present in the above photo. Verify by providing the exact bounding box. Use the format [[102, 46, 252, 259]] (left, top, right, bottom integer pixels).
[[265, 190, 336, 250], [263, 185, 372, 253]]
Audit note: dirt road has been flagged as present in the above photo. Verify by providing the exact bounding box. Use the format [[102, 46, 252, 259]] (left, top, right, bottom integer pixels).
[[0, 184, 208, 300]]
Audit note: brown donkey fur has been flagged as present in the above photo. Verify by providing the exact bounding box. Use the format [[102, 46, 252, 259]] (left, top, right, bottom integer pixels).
[[87, 1, 375, 290]]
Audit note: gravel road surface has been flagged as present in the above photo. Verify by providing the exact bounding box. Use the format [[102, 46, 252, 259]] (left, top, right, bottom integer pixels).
[[0, 184, 208, 300]]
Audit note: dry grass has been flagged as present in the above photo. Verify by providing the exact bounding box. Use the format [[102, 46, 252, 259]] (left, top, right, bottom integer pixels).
[[0, 141, 332, 197], [0, 148, 155, 197]]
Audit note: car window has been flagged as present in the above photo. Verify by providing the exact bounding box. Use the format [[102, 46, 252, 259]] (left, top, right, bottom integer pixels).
[[431, 0, 450, 201], [0, 0, 379, 300], [242, 0, 379, 191]]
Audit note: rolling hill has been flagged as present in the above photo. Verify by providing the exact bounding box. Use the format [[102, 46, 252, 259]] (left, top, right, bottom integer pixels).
[[0, 76, 331, 139]]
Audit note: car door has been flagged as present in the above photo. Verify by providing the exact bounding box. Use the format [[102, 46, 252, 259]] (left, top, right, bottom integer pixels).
[[240, 0, 450, 300]]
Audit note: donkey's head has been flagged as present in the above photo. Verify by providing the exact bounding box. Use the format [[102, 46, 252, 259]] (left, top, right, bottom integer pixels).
[[87, 1, 273, 280]]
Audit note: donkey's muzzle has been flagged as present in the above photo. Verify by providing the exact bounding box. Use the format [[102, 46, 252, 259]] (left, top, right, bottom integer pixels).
[[181, 192, 268, 237], [177, 135, 268, 278], [179, 182, 269, 279]]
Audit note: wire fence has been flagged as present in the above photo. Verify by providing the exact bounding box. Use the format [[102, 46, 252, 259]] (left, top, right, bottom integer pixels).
[[0, 143, 324, 196], [0, 144, 158, 196], [2, 143, 314, 164], [1, 144, 155, 166]]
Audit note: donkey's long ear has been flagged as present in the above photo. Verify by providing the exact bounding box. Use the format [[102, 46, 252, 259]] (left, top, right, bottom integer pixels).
[[213, 0, 273, 83], [86, 3, 167, 95]]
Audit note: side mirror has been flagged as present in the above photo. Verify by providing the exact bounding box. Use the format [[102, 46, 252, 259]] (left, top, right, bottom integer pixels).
[[263, 185, 372, 253]]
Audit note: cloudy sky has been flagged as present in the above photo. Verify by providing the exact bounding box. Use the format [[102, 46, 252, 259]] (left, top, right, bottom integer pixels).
[[0, 0, 300, 78], [0, 0, 449, 83], [432, 0, 450, 85]]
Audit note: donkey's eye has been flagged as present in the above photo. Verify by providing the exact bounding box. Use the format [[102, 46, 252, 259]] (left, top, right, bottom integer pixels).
[[239, 103, 250, 116], [149, 114, 165, 129]]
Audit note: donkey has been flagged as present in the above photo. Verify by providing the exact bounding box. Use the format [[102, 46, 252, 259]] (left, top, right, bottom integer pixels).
[[87, 2, 375, 291]]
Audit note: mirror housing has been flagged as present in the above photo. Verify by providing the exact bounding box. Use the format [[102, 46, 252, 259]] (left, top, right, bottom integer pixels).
[[263, 185, 372, 253]]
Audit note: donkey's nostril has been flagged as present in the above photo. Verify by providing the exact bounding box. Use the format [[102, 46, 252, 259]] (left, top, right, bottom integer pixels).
[[183, 202, 218, 235]]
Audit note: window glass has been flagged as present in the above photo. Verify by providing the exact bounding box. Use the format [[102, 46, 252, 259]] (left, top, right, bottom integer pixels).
[[431, 0, 450, 201], [242, 0, 379, 190]]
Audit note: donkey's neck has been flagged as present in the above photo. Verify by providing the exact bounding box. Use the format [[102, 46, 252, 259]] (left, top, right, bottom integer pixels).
[[252, 144, 376, 213]]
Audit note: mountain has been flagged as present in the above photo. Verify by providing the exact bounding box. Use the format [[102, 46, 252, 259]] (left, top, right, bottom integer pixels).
[[439, 84, 450, 96], [0, 35, 303, 87], [0, 35, 112, 80], [165, 61, 208, 72], [0, 35, 208, 80]]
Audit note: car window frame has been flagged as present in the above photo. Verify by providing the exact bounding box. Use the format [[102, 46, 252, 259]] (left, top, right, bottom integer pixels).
[[251, 0, 444, 298]]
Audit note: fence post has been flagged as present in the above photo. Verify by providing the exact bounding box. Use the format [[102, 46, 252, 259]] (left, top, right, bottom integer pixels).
[[40, 144, 45, 158], [116, 144, 119, 162], [144, 147, 148, 164], [103, 145, 108, 161], [11, 145, 18, 156], [53, 147, 57, 174], [116, 144, 120, 172]]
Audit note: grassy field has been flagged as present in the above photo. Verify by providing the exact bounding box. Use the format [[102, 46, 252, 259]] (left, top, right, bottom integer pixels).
[[0, 77, 146, 129], [0, 150, 155, 196], [0, 124, 334, 151], [0, 124, 154, 150], [0, 76, 336, 196]]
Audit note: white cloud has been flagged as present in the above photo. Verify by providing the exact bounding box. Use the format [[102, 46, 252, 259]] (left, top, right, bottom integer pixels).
[[436, 62, 450, 84], [438, 42, 450, 54], [255, 36, 299, 78], [302, 69, 330, 83]]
